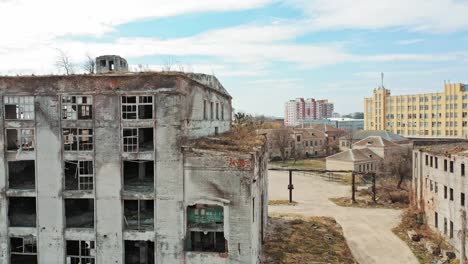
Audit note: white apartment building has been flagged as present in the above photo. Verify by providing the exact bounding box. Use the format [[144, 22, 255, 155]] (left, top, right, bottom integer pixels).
[[284, 98, 334, 126]]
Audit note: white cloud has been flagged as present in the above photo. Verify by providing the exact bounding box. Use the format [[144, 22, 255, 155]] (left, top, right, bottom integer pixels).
[[396, 39, 425, 45], [287, 0, 468, 32]]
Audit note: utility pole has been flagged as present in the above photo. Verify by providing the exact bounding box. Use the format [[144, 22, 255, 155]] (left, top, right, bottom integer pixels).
[[288, 170, 294, 203], [351, 172, 356, 203], [372, 173, 376, 203]]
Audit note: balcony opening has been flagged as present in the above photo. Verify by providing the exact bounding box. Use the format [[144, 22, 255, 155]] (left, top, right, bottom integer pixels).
[[8, 197, 36, 227], [65, 199, 94, 228], [7, 129, 34, 151], [123, 128, 153, 153], [65, 160, 94, 191], [186, 204, 226, 253], [10, 236, 37, 264], [8, 160, 35, 190], [124, 200, 154, 231], [124, 240, 154, 264], [123, 160, 154, 193], [66, 240, 95, 264]]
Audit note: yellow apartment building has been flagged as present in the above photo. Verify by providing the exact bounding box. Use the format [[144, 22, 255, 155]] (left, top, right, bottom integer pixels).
[[364, 83, 468, 138]]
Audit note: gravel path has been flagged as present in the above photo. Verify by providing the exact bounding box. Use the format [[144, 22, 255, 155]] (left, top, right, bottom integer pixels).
[[268, 170, 419, 264]]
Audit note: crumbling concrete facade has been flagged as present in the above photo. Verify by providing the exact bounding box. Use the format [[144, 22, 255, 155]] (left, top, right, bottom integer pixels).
[[413, 143, 468, 258], [0, 69, 267, 264]]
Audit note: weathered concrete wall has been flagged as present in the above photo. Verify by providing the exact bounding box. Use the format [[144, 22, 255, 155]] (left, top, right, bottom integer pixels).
[[36, 95, 64, 264], [0, 72, 236, 263], [184, 147, 267, 264], [0, 95, 7, 263], [415, 150, 468, 257]]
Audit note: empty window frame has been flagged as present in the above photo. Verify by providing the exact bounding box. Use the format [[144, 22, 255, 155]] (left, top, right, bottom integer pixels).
[[450, 221, 454, 238], [216, 103, 219, 120], [65, 160, 94, 191], [8, 160, 35, 190], [203, 100, 207, 120], [221, 103, 224, 120], [66, 240, 95, 264], [10, 236, 37, 264], [210, 102, 214, 120], [123, 160, 154, 193], [124, 200, 154, 230], [7, 128, 34, 151], [450, 188, 454, 201], [463, 164, 466, 176], [65, 199, 94, 228], [4, 96, 34, 120], [121, 96, 153, 120], [186, 204, 226, 252], [8, 197, 36, 227], [450, 161, 454, 173], [125, 240, 155, 264], [62, 96, 93, 120], [123, 128, 153, 152], [63, 128, 93, 151]]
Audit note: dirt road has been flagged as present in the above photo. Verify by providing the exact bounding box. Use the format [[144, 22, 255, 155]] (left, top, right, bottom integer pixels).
[[268, 170, 419, 264]]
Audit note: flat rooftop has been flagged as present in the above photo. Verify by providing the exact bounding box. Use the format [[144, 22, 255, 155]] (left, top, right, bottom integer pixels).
[[187, 131, 266, 153]]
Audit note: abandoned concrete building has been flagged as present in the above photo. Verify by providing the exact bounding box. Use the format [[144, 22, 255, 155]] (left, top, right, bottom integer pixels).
[[0, 65, 268, 264], [413, 143, 468, 259]]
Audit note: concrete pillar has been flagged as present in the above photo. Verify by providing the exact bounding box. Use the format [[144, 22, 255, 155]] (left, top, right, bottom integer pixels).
[[138, 162, 145, 180], [36, 95, 65, 264], [0, 95, 8, 263], [155, 94, 184, 264], [94, 95, 123, 263]]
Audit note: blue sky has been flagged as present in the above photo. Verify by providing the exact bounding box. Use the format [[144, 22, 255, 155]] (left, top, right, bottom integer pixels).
[[1, 0, 468, 117]]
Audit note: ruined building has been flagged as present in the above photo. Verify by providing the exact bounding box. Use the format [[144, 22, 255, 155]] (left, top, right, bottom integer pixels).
[[0, 62, 268, 264]]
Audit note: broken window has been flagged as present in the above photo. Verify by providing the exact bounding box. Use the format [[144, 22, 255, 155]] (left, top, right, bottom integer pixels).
[[124, 200, 154, 230], [62, 96, 93, 120], [216, 103, 219, 120], [63, 128, 93, 151], [8, 197, 36, 227], [203, 100, 207, 120], [125, 240, 154, 264], [4, 96, 34, 120], [10, 236, 37, 264], [221, 103, 224, 120], [123, 128, 153, 152], [122, 96, 153, 119], [123, 160, 154, 193], [210, 102, 214, 120], [109, 60, 114, 71], [65, 160, 94, 191], [65, 199, 94, 228], [8, 160, 35, 190], [100, 60, 106, 67], [6, 128, 34, 151], [186, 204, 226, 253], [66, 240, 95, 264]]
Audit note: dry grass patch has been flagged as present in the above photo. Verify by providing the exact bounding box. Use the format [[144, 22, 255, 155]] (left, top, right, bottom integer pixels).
[[268, 200, 298, 206], [262, 216, 355, 264], [270, 159, 326, 170], [393, 208, 456, 264]]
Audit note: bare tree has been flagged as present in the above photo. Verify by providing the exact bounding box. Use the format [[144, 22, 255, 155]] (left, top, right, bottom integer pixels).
[[82, 53, 95, 74], [378, 148, 412, 189], [162, 56, 176, 72], [55, 49, 75, 75], [271, 129, 292, 162]]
